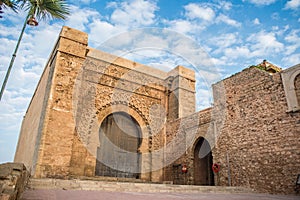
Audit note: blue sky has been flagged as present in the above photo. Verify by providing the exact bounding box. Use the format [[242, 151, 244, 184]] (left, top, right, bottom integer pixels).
[[0, 0, 299, 163]]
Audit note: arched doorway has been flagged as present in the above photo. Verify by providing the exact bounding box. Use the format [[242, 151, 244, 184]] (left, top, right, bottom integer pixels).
[[194, 137, 214, 185], [95, 112, 142, 178]]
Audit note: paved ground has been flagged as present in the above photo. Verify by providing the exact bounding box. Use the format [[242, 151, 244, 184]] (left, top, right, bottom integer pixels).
[[21, 189, 299, 200]]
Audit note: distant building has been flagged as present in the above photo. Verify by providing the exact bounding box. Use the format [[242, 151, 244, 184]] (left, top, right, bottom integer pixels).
[[14, 26, 300, 194]]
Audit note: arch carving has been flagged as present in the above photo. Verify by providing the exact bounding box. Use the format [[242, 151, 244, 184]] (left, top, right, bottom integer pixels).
[[96, 102, 152, 153], [95, 103, 153, 180]]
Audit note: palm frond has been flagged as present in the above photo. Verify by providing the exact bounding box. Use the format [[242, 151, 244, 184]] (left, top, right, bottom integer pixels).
[[17, 0, 70, 20], [0, 0, 18, 12]]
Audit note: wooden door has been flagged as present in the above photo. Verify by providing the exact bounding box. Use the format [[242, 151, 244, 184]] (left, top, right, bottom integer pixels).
[[95, 112, 141, 178], [194, 137, 214, 185]]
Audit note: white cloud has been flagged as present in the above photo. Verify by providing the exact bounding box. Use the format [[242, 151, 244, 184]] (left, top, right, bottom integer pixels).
[[184, 3, 215, 21], [284, 25, 290, 31], [271, 12, 280, 20], [209, 33, 239, 49], [218, 1, 232, 10], [110, 0, 158, 27], [0, 27, 15, 38], [224, 46, 251, 59], [285, 30, 299, 43], [0, 6, 86, 163], [0, 21, 61, 88], [284, 29, 300, 54], [216, 14, 241, 27], [165, 19, 195, 35], [0, 8, 27, 24], [169, 37, 215, 67], [247, 31, 284, 56], [245, 0, 277, 6], [65, 5, 100, 32], [282, 53, 300, 66], [253, 18, 260, 25], [210, 57, 225, 66], [78, 0, 96, 4], [284, 0, 300, 10], [271, 25, 289, 37], [198, 69, 222, 84], [196, 88, 213, 110], [27, 24, 62, 57], [132, 33, 169, 50], [88, 20, 122, 46]]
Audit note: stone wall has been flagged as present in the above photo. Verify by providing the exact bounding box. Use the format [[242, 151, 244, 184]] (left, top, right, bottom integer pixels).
[[167, 66, 196, 120], [14, 39, 57, 173], [0, 163, 29, 200], [162, 66, 300, 194], [163, 108, 213, 185], [13, 26, 300, 195], [34, 28, 88, 178], [212, 67, 300, 194], [14, 26, 196, 182], [15, 27, 89, 178]]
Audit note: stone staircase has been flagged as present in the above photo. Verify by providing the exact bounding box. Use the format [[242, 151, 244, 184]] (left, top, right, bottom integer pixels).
[[27, 178, 254, 194]]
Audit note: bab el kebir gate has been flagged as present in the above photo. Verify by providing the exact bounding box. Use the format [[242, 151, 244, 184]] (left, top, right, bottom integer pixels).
[[10, 26, 300, 195]]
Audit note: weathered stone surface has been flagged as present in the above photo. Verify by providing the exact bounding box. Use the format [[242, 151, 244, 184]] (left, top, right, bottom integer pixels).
[[13, 26, 300, 195], [212, 67, 300, 194], [0, 163, 29, 200], [14, 26, 196, 183]]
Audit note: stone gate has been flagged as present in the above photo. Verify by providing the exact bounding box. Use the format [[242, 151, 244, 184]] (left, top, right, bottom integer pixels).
[[14, 26, 196, 182], [14, 26, 300, 195]]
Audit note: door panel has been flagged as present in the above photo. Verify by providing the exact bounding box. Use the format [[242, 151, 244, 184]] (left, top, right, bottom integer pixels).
[[96, 112, 141, 178], [194, 137, 214, 185]]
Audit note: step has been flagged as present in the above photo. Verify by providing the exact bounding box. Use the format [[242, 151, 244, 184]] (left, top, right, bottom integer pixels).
[[27, 178, 254, 194]]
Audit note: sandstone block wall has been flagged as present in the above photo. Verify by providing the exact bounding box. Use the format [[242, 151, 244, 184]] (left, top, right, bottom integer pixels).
[[163, 108, 213, 185], [14, 26, 196, 182], [14, 39, 57, 173], [14, 26, 300, 195], [70, 49, 168, 181], [212, 67, 300, 194], [0, 163, 29, 200], [162, 66, 300, 195], [15, 26, 88, 178], [167, 66, 196, 120], [34, 27, 88, 178]]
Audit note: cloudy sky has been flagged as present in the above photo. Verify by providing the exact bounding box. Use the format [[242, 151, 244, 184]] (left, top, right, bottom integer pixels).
[[0, 0, 299, 163]]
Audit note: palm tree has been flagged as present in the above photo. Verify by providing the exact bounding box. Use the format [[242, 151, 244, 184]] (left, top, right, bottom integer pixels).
[[0, 0, 18, 18], [0, 0, 70, 100]]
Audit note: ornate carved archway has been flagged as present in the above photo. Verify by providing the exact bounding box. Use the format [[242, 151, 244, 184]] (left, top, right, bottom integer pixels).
[[95, 104, 152, 180]]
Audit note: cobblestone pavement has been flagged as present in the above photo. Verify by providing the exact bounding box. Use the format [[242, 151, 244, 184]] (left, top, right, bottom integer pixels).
[[21, 189, 299, 200]]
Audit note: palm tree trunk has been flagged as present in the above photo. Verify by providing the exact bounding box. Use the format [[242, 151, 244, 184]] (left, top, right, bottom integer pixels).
[[0, 15, 29, 101]]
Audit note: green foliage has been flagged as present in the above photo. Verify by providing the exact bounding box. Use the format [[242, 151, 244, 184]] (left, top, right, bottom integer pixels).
[[0, 0, 18, 11], [0, 0, 18, 18], [1, 0, 70, 20], [254, 65, 266, 71], [17, 0, 70, 20]]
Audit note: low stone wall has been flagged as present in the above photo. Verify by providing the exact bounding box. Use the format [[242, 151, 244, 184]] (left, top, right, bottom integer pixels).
[[0, 163, 29, 200]]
